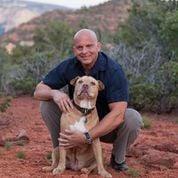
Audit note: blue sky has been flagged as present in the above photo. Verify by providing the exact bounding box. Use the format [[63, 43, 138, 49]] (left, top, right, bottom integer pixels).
[[23, 0, 110, 8]]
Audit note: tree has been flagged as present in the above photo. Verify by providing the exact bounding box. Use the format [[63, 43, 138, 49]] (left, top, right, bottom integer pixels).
[[33, 21, 74, 58], [111, 0, 178, 112]]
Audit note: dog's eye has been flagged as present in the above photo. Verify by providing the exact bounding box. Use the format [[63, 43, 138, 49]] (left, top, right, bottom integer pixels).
[[90, 81, 96, 86], [78, 80, 83, 84]]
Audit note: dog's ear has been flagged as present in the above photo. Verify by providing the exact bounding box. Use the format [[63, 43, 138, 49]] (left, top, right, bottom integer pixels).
[[98, 80, 105, 91], [70, 76, 80, 86]]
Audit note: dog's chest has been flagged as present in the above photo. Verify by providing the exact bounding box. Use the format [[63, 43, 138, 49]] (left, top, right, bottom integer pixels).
[[61, 110, 96, 131], [69, 116, 87, 133]]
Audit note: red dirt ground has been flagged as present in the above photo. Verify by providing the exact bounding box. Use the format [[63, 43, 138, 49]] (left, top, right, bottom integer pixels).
[[0, 96, 178, 178]]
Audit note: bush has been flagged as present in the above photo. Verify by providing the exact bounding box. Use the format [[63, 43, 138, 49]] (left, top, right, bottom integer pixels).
[[0, 97, 11, 112], [4, 142, 12, 150], [129, 83, 160, 111], [0, 21, 74, 96], [127, 167, 140, 177], [142, 116, 152, 129], [1, 51, 61, 95], [10, 77, 36, 95], [16, 151, 26, 159], [110, 0, 178, 113], [34, 20, 74, 58]]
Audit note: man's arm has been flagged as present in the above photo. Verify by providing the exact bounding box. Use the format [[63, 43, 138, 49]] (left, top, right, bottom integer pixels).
[[58, 101, 127, 148], [34, 82, 73, 112], [89, 101, 127, 140], [34, 81, 54, 100]]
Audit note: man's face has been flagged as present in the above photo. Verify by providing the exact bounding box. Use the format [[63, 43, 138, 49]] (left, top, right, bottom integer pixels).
[[73, 34, 101, 69]]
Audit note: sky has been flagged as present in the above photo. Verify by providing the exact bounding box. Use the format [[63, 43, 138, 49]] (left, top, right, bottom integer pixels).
[[23, 0, 110, 9]]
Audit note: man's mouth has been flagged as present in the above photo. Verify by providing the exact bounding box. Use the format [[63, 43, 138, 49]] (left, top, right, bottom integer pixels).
[[80, 55, 91, 59]]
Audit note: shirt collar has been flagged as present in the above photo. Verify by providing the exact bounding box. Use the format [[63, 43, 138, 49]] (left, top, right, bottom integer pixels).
[[74, 52, 106, 74]]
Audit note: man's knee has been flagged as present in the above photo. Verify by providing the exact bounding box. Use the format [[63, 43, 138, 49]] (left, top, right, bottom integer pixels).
[[124, 108, 143, 131], [40, 100, 61, 116]]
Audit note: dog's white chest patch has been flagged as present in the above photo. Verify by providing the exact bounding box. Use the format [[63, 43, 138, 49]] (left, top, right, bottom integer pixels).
[[69, 117, 87, 133], [79, 101, 92, 109]]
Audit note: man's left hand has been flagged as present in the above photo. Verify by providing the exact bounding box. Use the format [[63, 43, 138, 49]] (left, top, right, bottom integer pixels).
[[59, 129, 86, 149]]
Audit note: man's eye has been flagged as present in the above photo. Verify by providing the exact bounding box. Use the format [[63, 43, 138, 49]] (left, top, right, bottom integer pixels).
[[87, 44, 93, 48], [90, 81, 96, 86], [77, 46, 83, 50]]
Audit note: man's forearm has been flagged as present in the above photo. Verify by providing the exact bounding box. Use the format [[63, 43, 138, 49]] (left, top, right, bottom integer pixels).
[[89, 102, 127, 140], [89, 111, 124, 140], [34, 82, 54, 101], [34, 88, 53, 101]]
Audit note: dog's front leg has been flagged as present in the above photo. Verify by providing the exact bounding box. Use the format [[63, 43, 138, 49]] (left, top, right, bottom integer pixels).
[[92, 138, 112, 178], [52, 147, 66, 175]]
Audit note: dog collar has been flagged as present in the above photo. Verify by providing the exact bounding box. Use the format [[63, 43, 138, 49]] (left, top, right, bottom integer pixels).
[[73, 101, 95, 116]]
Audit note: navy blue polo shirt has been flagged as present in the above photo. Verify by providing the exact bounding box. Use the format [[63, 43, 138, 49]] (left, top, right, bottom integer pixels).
[[43, 52, 128, 119]]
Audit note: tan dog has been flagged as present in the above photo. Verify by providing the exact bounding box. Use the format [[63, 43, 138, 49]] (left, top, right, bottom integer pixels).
[[52, 76, 112, 178]]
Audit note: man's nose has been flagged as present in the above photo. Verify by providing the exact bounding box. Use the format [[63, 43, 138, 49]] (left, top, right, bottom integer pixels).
[[81, 47, 87, 53]]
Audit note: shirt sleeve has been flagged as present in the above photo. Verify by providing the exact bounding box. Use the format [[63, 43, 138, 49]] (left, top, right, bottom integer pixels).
[[42, 62, 67, 89], [106, 67, 129, 103]]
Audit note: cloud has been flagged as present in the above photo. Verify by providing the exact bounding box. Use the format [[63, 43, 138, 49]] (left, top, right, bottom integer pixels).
[[23, 0, 109, 8]]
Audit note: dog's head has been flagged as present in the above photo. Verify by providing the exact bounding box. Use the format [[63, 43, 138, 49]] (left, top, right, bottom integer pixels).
[[70, 76, 104, 109]]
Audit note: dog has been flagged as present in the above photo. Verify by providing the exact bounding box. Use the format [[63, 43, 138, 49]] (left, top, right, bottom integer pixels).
[[52, 76, 112, 178]]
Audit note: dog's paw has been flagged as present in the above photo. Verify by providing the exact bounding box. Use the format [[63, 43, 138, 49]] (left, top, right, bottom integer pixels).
[[99, 169, 112, 178], [52, 165, 65, 175], [42, 165, 56, 172], [81, 168, 90, 174]]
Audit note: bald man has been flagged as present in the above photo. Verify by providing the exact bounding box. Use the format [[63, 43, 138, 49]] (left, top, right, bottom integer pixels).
[[34, 29, 143, 172]]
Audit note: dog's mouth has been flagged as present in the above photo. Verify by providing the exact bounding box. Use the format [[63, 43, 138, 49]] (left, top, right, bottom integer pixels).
[[78, 89, 90, 97]]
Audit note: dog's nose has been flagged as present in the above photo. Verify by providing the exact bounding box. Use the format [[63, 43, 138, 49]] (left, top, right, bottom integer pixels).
[[82, 84, 88, 90]]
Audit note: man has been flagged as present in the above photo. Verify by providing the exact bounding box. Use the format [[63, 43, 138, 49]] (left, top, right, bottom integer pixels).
[[34, 29, 143, 171]]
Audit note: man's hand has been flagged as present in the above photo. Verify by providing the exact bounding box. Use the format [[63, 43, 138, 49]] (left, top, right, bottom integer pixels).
[[51, 90, 73, 112], [59, 129, 86, 149]]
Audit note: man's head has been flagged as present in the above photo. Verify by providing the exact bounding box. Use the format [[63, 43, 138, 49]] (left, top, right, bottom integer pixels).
[[73, 29, 101, 70]]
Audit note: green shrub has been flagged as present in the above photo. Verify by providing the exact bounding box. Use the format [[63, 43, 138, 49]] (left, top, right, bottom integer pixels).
[[16, 151, 25, 159], [4, 142, 12, 150], [10, 77, 36, 95], [127, 167, 140, 177], [111, 0, 178, 113], [142, 116, 152, 129], [34, 20, 74, 58], [46, 151, 52, 160], [0, 97, 11, 112], [129, 83, 160, 111], [0, 149, 2, 156], [175, 118, 178, 124]]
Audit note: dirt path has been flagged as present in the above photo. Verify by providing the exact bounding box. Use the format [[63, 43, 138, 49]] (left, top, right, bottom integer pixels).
[[0, 96, 178, 178]]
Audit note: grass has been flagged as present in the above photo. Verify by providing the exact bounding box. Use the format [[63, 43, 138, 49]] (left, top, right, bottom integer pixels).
[[142, 116, 152, 129], [16, 151, 26, 159], [4, 141, 12, 150], [46, 151, 52, 160], [127, 167, 140, 177], [0, 149, 3, 156], [0, 97, 11, 112], [175, 118, 178, 124]]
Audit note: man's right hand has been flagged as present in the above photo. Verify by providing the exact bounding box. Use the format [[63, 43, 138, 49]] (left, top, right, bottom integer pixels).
[[34, 82, 73, 112], [51, 90, 73, 112]]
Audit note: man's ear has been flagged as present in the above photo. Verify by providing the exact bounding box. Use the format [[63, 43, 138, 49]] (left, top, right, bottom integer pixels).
[[70, 76, 80, 86], [72, 46, 76, 56], [98, 80, 105, 91], [97, 42, 101, 52]]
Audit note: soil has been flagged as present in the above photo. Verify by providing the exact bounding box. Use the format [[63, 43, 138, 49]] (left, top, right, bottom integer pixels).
[[0, 96, 178, 178]]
